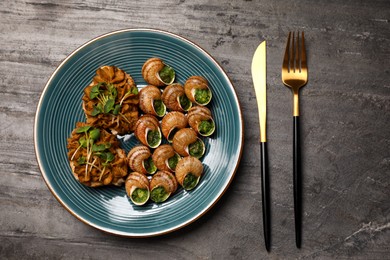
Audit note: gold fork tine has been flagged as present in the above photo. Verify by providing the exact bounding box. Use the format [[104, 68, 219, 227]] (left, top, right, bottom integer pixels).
[[301, 32, 307, 72], [283, 32, 291, 72]]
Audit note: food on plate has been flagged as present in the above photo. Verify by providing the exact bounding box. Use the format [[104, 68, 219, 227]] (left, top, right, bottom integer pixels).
[[125, 172, 150, 206], [187, 106, 215, 137], [152, 144, 181, 173], [161, 83, 192, 112], [134, 114, 162, 148], [141, 57, 175, 87], [172, 128, 205, 159], [67, 122, 128, 187], [161, 111, 188, 143], [175, 156, 203, 190], [139, 85, 166, 117], [150, 171, 178, 203], [127, 145, 157, 175], [184, 75, 212, 106], [82, 66, 139, 135], [67, 58, 216, 205]]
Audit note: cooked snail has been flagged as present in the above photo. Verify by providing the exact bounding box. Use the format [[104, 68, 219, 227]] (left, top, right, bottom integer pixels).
[[172, 128, 205, 159], [142, 57, 175, 87], [127, 145, 157, 175], [152, 144, 181, 172], [134, 114, 162, 148], [67, 122, 128, 187], [125, 172, 150, 206], [161, 83, 192, 112], [161, 111, 188, 142], [175, 156, 203, 190], [184, 76, 212, 106], [187, 106, 215, 136], [139, 85, 166, 117], [149, 171, 178, 203]]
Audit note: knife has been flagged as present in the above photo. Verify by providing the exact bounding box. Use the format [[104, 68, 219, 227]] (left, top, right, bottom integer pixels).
[[251, 41, 271, 252]]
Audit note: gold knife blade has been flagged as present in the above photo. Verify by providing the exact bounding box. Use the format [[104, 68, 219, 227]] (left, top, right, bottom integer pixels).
[[251, 41, 267, 142]]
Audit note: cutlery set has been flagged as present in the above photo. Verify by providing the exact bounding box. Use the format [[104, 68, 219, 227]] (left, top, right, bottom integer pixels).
[[251, 31, 308, 251]]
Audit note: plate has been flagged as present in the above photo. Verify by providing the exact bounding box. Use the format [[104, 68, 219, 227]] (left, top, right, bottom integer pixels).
[[34, 29, 243, 236]]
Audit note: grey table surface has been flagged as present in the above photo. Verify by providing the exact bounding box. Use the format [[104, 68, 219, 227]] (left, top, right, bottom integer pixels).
[[1, 0, 389, 259]]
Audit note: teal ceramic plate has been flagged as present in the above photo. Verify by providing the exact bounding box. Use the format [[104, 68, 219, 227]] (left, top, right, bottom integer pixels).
[[34, 29, 243, 236]]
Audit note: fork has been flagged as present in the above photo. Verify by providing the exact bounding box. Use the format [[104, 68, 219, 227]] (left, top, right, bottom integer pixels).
[[281, 31, 308, 248]]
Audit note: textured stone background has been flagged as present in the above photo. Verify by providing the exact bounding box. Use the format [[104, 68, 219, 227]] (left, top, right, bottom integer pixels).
[[1, 0, 389, 259]]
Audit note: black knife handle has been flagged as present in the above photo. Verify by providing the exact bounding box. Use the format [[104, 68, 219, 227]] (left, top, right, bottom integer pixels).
[[261, 141, 271, 252], [293, 116, 302, 248]]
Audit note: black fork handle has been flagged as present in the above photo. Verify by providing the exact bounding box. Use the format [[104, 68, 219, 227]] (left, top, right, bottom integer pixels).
[[261, 142, 271, 251], [293, 116, 302, 248]]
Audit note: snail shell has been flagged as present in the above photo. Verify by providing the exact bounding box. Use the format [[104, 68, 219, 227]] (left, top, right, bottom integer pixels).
[[134, 114, 162, 148], [161, 83, 192, 112], [187, 106, 215, 136], [184, 76, 212, 106], [139, 85, 166, 117], [175, 156, 203, 190], [125, 172, 150, 206], [161, 111, 188, 142], [152, 144, 181, 172], [172, 128, 205, 159], [142, 57, 175, 87], [149, 171, 178, 203], [127, 145, 157, 175]]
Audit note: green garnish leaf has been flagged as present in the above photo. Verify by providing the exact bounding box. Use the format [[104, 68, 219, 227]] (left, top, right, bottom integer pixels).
[[131, 86, 139, 95], [107, 83, 117, 99], [76, 125, 91, 133], [89, 128, 100, 141], [91, 103, 103, 116], [78, 136, 88, 148], [90, 83, 103, 99], [92, 143, 108, 152], [104, 98, 115, 114], [113, 104, 121, 115], [159, 65, 175, 84], [77, 156, 86, 165]]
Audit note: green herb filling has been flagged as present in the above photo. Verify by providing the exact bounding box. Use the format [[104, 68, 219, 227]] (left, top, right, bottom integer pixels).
[[159, 65, 175, 84], [150, 186, 169, 203], [147, 130, 161, 148], [168, 154, 180, 170], [153, 99, 166, 116], [189, 139, 204, 158], [198, 120, 214, 135], [144, 157, 157, 174], [194, 89, 211, 104], [131, 188, 149, 204], [179, 95, 191, 111], [183, 173, 199, 190]]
